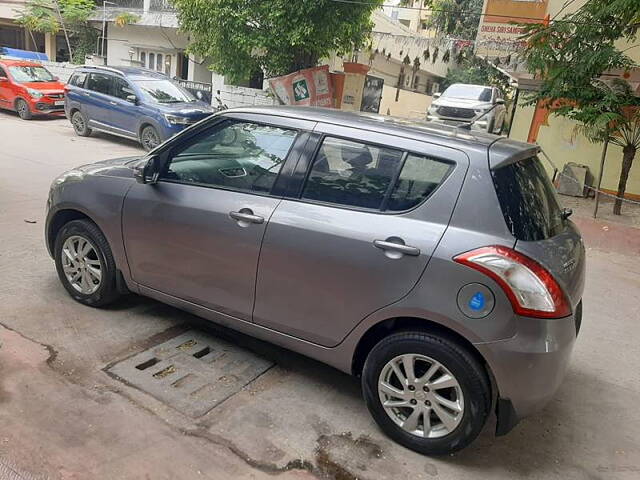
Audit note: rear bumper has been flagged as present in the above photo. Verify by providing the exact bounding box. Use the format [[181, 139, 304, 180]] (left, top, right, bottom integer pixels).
[[476, 306, 581, 434]]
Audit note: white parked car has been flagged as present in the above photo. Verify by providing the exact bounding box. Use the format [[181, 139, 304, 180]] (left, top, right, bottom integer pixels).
[[427, 83, 506, 134]]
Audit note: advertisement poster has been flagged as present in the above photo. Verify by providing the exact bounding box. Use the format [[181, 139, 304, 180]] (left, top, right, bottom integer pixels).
[[360, 75, 384, 113], [269, 65, 334, 107]]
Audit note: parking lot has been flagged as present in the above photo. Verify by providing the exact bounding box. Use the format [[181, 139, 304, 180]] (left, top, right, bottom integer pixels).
[[1, 110, 640, 480]]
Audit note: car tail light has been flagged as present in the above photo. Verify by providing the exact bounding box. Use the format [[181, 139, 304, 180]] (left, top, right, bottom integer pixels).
[[454, 246, 571, 318]]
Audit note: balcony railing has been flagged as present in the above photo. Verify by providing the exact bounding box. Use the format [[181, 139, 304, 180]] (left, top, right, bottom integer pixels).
[[96, 0, 144, 10], [149, 0, 175, 12], [95, 0, 175, 12]]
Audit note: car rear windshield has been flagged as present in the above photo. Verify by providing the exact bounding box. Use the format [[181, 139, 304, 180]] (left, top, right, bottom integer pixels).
[[492, 156, 564, 241]]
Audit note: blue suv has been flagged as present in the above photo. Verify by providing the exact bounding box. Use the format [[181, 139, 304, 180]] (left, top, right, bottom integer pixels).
[[65, 66, 215, 150]]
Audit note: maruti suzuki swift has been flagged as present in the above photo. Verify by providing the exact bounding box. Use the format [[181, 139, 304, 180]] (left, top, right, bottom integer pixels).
[[45, 106, 585, 454]]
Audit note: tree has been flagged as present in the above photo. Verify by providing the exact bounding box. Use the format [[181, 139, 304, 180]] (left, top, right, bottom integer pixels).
[[15, 0, 96, 63], [171, 0, 384, 82], [424, 0, 484, 39], [443, 54, 510, 93], [521, 0, 640, 214]]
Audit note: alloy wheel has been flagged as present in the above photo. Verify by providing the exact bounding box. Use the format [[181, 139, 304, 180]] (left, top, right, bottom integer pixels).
[[141, 127, 160, 150], [61, 235, 103, 295], [73, 113, 85, 133], [378, 354, 464, 438]]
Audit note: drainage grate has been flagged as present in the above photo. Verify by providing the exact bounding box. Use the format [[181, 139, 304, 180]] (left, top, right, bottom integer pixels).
[[106, 330, 274, 417]]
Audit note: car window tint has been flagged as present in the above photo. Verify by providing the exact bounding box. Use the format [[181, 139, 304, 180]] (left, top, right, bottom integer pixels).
[[386, 154, 452, 211], [86, 73, 112, 95], [69, 72, 87, 87], [163, 121, 297, 194], [301, 137, 404, 210], [113, 77, 135, 100]]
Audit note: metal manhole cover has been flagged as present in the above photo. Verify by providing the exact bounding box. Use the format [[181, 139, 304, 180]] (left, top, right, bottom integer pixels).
[[106, 330, 274, 417]]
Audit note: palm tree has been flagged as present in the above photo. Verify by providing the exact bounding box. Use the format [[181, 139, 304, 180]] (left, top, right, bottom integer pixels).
[[572, 80, 640, 215]]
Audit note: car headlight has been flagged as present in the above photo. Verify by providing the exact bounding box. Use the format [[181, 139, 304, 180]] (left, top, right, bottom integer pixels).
[[428, 106, 438, 114], [474, 109, 485, 115], [27, 88, 43, 99], [164, 114, 192, 125]]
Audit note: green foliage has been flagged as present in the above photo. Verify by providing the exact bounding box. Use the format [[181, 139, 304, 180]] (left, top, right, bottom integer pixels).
[[521, 0, 640, 214], [114, 12, 140, 28], [171, 0, 384, 82], [443, 54, 511, 94], [15, 0, 97, 63], [425, 0, 484, 39]]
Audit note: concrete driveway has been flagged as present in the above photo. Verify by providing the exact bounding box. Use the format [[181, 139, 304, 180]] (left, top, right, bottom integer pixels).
[[0, 111, 639, 480]]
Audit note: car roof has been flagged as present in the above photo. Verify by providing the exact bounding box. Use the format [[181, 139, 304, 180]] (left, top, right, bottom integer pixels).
[[0, 59, 42, 67], [228, 105, 510, 151], [75, 65, 167, 80]]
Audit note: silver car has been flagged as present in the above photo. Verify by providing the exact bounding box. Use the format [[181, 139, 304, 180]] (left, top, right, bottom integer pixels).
[[428, 83, 507, 134], [46, 106, 585, 455]]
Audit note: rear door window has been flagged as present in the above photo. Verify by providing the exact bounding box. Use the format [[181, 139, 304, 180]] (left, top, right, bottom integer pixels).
[[86, 73, 113, 96], [69, 72, 87, 87], [301, 137, 452, 211], [492, 156, 564, 241], [301, 137, 403, 210]]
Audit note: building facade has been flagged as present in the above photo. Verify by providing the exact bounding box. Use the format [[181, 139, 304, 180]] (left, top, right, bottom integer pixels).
[[477, 0, 640, 199]]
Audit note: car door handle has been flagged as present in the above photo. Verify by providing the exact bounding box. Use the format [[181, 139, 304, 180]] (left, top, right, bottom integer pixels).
[[373, 239, 420, 256], [229, 210, 264, 224], [82, 92, 91, 97], [109, 101, 117, 105]]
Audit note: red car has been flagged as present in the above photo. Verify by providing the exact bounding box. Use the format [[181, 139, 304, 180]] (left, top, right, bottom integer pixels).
[[0, 59, 66, 119]]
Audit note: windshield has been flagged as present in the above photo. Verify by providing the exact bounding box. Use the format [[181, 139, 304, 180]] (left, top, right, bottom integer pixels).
[[134, 79, 195, 104], [442, 84, 492, 102], [8, 65, 56, 83]]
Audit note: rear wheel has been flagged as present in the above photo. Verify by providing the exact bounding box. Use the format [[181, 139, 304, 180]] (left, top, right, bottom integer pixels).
[[16, 98, 32, 120], [362, 331, 491, 455], [54, 219, 120, 307], [140, 125, 161, 151], [71, 110, 92, 137]]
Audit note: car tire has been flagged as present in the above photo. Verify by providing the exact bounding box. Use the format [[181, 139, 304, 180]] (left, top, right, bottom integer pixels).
[[140, 125, 161, 151], [362, 331, 491, 455], [71, 110, 92, 137], [54, 219, 120, 307], [15, 98, 32, 120]]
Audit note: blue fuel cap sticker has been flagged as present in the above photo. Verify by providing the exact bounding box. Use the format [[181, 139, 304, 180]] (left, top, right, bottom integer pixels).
[[457, 283, 495, 319], [469, 292, 485, 310]]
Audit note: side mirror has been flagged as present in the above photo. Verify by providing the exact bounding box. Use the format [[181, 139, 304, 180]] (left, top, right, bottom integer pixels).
[[134, 156, 160, 184], [126, 94, 138, 104], [432, 92, 441, 99], [53, 76, 59, 81], [496, 98, 505, 105]]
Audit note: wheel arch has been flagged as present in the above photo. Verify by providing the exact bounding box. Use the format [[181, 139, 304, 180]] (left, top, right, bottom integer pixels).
[[46, 208, 96, 257], [351, 316, 495, 386]]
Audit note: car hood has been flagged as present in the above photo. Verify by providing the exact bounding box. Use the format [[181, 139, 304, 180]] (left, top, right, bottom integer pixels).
[[153, 101, 215, 118], [21, 81, 65, 94], [52, 156, 142, 186], [432, 98, 492, 110]]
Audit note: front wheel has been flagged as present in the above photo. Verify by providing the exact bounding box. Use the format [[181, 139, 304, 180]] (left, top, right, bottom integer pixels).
[[362, 331, 491, 455], [54, 219, 121, 307], [16, 98, 32, 120], [140, 125, 161, 151]]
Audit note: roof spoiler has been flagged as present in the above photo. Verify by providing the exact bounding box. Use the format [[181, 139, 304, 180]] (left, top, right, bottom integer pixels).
[[489, 137, 541, 170]]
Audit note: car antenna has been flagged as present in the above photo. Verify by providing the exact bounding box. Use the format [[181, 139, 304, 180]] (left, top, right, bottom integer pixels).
[[454, 102, 502, 133]]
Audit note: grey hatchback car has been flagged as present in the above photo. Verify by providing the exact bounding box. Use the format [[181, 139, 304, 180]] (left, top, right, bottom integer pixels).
[[46, 106, 585, 455]]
